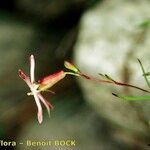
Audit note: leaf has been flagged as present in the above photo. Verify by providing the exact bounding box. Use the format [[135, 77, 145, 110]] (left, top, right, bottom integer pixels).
[[112, 93, 150, 101], [104, 74, 116, 82], [138, 59, 150, 88]]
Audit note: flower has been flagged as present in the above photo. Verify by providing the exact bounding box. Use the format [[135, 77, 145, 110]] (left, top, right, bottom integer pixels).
[[19, 55, 57, 124], [19, 55, 82, 124]]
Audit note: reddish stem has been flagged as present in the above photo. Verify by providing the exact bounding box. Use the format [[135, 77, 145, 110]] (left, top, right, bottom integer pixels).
[[79, 72, 149, 93]]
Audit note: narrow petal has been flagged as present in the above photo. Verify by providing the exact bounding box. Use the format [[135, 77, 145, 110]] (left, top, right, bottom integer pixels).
[[33, 92, 43, 124], [29, 85, 43, 124], [30, 55, 35, 83], [38, 93, 53, 117]]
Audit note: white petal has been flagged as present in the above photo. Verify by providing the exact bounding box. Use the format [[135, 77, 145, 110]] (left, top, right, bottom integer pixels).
[[33, 92, 43, 124], [30, 55, 35, 83]]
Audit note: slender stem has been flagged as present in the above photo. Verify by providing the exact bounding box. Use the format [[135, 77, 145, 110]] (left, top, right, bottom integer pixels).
[[113, 80, 150, 93], [79, 73, 150, 93]]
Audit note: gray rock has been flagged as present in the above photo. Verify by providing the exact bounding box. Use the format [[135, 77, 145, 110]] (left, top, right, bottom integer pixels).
[[74, 0, 150, 147]]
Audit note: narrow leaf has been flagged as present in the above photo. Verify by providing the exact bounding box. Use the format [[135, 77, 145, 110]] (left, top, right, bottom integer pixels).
[[112, 93, 150, 101], [138, 59, 150, 88], [105, 74, 115, 82]]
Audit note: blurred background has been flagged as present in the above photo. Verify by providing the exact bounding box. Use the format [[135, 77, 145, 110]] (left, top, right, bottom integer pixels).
[[0, 0, 150, 150]]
